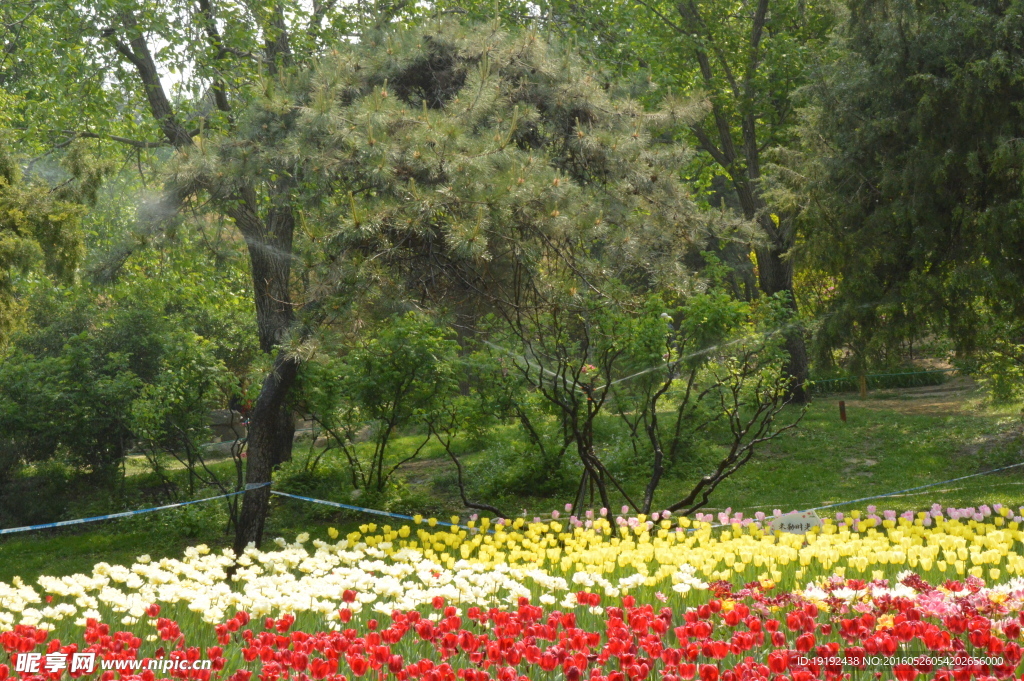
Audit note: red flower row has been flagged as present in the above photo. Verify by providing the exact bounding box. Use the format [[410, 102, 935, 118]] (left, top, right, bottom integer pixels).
[[2, 579, 1023, 681]]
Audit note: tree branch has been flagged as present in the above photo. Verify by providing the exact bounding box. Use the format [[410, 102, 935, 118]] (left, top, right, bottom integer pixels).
[[432, 424, 506, 517], [103, 12, 196, 149], [195, 0, 233, 114], [59, 130, 185, 148], [741, 0, 771, 181], [689, 123, 732, 169]]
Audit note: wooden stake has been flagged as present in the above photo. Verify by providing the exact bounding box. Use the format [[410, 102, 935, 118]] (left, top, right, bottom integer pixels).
[[839, 400, 847, 422]]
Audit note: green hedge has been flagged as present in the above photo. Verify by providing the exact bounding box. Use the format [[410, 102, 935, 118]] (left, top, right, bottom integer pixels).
[[808, 369, 953, 394]]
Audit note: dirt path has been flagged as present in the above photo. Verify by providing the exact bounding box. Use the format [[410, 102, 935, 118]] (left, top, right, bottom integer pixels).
[[821, 375, 980, 415]]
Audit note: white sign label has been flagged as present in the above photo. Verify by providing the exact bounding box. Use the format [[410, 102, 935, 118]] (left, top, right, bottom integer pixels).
[[769, 510, 823, 534]]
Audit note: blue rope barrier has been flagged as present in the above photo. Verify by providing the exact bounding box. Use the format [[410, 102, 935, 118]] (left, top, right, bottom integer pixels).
[[270, 491, 480, 531], [0, 483, 270, 536], [805, 461, 1024, 512], [4, 454, 1020, 539]]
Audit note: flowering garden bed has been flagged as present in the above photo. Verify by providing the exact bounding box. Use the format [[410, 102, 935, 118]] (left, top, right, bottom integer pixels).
[[2, 505, 1024, 680]]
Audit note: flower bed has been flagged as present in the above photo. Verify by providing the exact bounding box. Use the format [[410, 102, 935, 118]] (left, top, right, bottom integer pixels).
[[2, 505, 1024, 680]]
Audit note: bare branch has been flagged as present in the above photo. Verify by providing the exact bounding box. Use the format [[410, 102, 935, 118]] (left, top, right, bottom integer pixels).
[[59, 130, 182, 148]]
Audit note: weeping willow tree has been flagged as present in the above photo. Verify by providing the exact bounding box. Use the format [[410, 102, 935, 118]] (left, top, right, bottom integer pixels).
[[170, 20, 754, 549]]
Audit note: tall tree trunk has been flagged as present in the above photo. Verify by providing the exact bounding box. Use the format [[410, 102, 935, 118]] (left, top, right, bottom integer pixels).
[[234, 350, 299, 552], [232, 198, 298, 551], [102, 5, 303, 552], [672, 0, 810, 403], [732, 186, 809, 404], [754, 238, 808, 403]]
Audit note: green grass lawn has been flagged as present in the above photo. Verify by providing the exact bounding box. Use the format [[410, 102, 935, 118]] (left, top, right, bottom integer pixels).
[[2, 377, 1021, 584], [687, 383, 1024, 514]]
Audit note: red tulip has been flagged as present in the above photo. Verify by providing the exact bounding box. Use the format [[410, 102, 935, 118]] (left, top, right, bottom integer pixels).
[[699, 664, 719, 681], [968, 628, 991, 647], [347, 655, 369, 677], [893, 664, 917, 681], [767, 651, 788, 673]]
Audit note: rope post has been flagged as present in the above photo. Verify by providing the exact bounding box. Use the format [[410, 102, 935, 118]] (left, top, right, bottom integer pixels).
[[839, 400, 847, 422]]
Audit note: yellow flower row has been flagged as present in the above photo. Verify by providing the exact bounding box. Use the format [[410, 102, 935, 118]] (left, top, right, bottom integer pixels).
[[329, 511, 1024, 587]]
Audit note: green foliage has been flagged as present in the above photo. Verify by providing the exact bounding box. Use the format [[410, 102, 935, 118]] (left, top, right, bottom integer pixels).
[[472, 277, 794, 513], [253, 22, 750, 511], [977, 340, 1024, 404], [0, 139, 97, 339], [0, 236, 257, 522], [0, 303, 154, 480], [343, 312, 461, 491], [0, 461, 74, 529], [472, 400, 581, 500], [796, 0, 1024, 365], [0, 0, 395, 156], [436, 0, 836, 305], [296, 313, 461, 494], [129, 330, 238, 494], [173, 22, 708, 306], [111, 244, 259, 380], [346, 314, 461, 436], [274, 450, 356, 521], [809, 369, 950, 395]]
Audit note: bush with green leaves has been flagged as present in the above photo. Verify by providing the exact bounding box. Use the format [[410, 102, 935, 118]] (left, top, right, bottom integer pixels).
[[0, 137, 109, 340], [977, 339, 1024, 404], [0, 241, 257, 523], [0, 298, 161, 480], [296, 312, 462, 497], [477, 281, 798, 515], [129, 330, 239, 497]]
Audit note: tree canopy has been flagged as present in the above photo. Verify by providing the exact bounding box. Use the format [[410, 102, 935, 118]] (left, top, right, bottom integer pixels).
[[792, 0, 1024, 366]]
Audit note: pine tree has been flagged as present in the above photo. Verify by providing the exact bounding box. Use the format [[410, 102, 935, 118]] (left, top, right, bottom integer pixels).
[[171, 21, 720, 548]]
